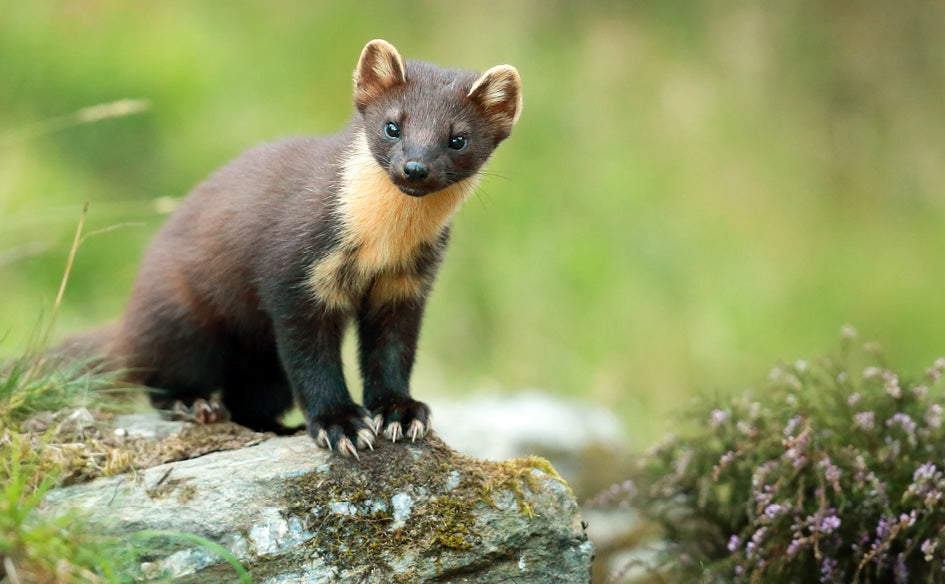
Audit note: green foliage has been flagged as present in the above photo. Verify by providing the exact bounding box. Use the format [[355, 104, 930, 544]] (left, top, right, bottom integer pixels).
[[2, 2, 945, 447], [609, 332, 945, 582], [0, 347, 127, 583], [0, 355, 117, 429], [0, 433, 130, 584], [0, 355, 254, 583]]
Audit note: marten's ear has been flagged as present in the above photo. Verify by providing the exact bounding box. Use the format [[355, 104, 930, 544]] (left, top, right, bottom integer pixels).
[[353, 39, 407, 112], [467, 65, 523, 140]]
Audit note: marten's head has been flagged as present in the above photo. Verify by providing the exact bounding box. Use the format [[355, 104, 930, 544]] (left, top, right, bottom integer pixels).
[[352, 39, 522, 198]]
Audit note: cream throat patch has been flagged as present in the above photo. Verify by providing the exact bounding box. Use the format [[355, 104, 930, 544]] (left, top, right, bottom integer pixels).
[[306, 132, 477, 310]]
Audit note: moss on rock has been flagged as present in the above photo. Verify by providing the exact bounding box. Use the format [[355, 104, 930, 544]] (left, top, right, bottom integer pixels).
[[281, 434, 567, 577]]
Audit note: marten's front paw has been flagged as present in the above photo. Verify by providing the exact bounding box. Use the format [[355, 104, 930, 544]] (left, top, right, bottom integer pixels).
[[367, 396, 431, 443], [308, 404, 376, 459]]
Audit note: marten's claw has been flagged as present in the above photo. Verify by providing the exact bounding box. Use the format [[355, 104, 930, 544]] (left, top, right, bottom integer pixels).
[[193, 399, 213, 421], [356, 427, 375, 451], [370, 414, 384, 435], [368, 396, 431, 444], [308, 404, 376, 458], [408, 418, 427, 442], [384, 421, 403, 443], [166, 398, 230, 425], [315, 428, 331, 449], [172, 400, 189, 418], [337, 436, 360, 460]]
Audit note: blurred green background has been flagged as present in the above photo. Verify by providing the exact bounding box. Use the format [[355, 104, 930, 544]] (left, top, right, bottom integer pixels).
[[2, 1, 944, 447]]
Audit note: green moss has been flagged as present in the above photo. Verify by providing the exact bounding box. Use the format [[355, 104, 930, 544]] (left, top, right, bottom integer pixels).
[[281, 435, 565, 577], [475, 455, 570, 517]]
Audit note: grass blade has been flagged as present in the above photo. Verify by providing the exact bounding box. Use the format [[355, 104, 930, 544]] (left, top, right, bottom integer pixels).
[[131, 529, 253, 583]]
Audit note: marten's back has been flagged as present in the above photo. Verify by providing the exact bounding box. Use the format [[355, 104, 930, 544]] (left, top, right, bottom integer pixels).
[[127, 133, 350, 335]]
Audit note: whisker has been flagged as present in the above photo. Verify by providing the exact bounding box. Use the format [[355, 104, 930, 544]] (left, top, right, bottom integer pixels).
[[474, 169, 511, 181], [470, 184, 492, 213]]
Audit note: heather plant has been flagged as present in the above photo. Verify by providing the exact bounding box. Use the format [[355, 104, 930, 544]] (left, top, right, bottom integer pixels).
[[595, 330, 945, 583]]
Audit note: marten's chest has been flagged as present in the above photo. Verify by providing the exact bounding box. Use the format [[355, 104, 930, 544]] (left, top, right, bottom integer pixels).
[[305, 135, 473, 311]]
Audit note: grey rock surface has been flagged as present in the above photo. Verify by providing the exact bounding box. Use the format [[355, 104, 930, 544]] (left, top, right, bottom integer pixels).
[[111, 412, 187, 440], [44, 434, 593, 583], [432, 391, 627, 461], [432, 391, 634, 497]]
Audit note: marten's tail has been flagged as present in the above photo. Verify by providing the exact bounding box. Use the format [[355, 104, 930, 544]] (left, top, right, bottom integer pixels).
[[48, 322, 122, 372]]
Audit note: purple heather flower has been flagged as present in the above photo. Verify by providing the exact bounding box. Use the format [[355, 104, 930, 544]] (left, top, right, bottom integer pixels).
[[854, 411, 875, 430], [913, 462, 938, 483], [764, 503, 786, 519], [847, 392, 861, 406], [727, 534, 740, 553], [709, 408, 730, 428], [928, 358, 945, 382], [927, 365, 942, 382], [819, 457, 842, 488], [745, 526, 767, 559], [784, 415, 803, 437], [885, 371, 903, 399], [922, 538, 937, 562], [820, 515, 841, 534], [820, 557, 838, 583], [925, 404, 943, 429], [784, 446, 807, 468], [786, 536, 804, 557], [810, 509, 841, 535], [751, 526, 768, 544], [894, 552, 908, 583], [745, 541, 756, 558], [753, 489, 773, 509], [887, 412, 917, 444]]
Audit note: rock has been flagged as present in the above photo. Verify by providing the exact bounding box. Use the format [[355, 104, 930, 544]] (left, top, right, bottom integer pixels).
[[581, 507, 663, 583], [432, 391, 627, 461], [432, 391, 633, 497], [44, 434, 593, 583], [111, 412, 187, 440]]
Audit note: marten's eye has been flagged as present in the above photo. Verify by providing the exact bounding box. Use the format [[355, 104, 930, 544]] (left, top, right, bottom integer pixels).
[[384, 122, 401, 139], [448, 135, 467, 151]]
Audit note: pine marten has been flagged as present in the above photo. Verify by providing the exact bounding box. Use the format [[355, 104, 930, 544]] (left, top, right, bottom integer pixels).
[[65, 40, 522, 458]]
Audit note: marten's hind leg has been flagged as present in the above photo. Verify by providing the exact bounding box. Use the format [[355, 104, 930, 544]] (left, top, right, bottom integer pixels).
[[120, 313, 229, 424], [221, 341, 298, 435]]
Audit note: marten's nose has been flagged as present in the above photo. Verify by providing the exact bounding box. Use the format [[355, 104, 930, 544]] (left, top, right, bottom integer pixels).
[[403, 161, 429, 182]]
